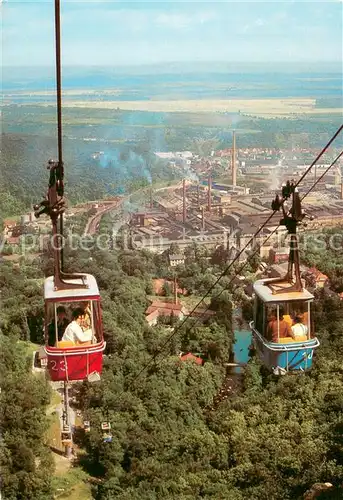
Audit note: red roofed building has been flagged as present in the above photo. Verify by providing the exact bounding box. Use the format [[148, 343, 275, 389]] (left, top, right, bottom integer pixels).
[[269, 247, 289, 264], [152, 278, 186, 296], [3, 219, 16, 230], [179, 352, 204, 365], [217, 148, 232, 158], [145, 309, 160, 326], [307, 267, 328, 288], [145, 300, 188, 326]]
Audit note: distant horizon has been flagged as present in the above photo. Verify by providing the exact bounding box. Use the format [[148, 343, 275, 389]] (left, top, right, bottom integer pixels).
[[3, 1, 342, 67], [2, 60, 342, 78]]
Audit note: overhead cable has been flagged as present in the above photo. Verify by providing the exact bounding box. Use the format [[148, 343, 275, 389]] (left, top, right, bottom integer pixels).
[[124, 126, 343, 389]]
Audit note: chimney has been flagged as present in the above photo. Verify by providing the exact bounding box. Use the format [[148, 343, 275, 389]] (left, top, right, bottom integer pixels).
[[197, 183, 200, 205], [202, 206, 205, 231], [150, 187, 153, 209], [207, 173, 212, 212], [340, 183, 343, 200], [232, 130, 237, 187], [182, 178, 187, 223], [173, 276, 178, 304]]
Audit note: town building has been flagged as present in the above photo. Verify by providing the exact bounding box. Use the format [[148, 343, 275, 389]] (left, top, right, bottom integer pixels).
[[145, 300, 188, 326], [169, 254, 185, 267]]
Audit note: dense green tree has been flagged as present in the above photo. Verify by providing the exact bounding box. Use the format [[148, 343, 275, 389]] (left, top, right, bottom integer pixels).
[[0, 336, 53, 499]]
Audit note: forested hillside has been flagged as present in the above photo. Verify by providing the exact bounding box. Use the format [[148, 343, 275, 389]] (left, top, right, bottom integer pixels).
[[1, 103, 342, 222], [0, 132, 178, 223], [0, 337, 53, 499], [1, 231, 343, 499]]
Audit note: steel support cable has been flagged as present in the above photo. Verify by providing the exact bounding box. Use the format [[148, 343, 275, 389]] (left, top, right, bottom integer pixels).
[[54, 0, 64, 268], [54, 0, 63, 167], [300, 149, 343, 201], [182, 148, 343, 325], [295, 124, 343, 188], [124, 127, 343, 390], [180, 146, 343, 326]]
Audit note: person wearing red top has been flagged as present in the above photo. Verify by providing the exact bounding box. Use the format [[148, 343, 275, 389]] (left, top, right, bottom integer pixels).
[[267, 308, 291, 342]]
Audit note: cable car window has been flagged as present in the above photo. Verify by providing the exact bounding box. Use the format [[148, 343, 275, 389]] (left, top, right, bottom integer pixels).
[[45, 302, 54, 345], [264, 304, 293, 342], [287, 300, 311, 338], [46, 303, 69, 346], [255, 296, 264, 334], [309, 302, 314, 338], [265, 304, 278, 340], [76, 301, 93, 333], [92, 301, 102, 344], [45, 300, 97, 346]]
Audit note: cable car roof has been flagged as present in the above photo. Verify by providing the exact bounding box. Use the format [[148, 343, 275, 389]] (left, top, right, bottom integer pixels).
[[44, 273, 100, 300], [253, 278, 314, 303]]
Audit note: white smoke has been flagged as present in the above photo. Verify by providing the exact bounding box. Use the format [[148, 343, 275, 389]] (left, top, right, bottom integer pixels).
[[268, 167, 281, 191]]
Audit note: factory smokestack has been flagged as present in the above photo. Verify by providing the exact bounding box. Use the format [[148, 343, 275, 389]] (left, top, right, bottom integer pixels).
[[202, 206, 205, 231], [150, 187, 153, 209], [183, 178, 186, 223], [173, 276, 178, 305], [197, 182, 200, 205], [208, 173, 212, 212], [232, 130, 237, 187]]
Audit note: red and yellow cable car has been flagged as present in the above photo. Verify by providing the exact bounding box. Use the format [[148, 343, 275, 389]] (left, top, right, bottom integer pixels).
[[34, 155, 106, 382], [43, 273, 106, 382]]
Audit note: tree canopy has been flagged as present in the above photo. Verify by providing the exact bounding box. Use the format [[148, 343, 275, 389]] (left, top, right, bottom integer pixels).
[[1, 222, 343, 499]]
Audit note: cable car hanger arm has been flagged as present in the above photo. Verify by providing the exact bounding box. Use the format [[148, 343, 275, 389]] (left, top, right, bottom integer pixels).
[[34, 0, 87, 290]]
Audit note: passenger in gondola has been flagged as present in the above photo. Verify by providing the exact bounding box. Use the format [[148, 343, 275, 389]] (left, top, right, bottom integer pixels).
[[62, 308, 93, 344], [267, 307, 292, 342], [48, 306, 68, 346], [80, 302, 91, 330], [80, 302, 97, 343], [291, 315, 308, 339]]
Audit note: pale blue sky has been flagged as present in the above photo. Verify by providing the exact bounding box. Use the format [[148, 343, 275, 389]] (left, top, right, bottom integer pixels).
[[2, 1, 343, 66]]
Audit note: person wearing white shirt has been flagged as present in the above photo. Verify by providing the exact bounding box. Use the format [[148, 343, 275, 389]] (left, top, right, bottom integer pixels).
[[291, 316, 308, 339], [62, 308, 93, 344]]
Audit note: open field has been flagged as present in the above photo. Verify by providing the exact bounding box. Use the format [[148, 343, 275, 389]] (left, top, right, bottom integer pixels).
[[31, 98, 343, 118], [51, 466, 93, 500]]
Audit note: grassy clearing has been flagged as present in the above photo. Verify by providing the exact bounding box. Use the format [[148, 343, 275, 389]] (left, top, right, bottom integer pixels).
[[180, 295, 211, 311], [51, 467, 93, 500], [46, 410, 63, 451], [50, 389, 62, 408], [45, 388, 93, 499], [32, 97, 343, 117], [17, 340, 38, 357]]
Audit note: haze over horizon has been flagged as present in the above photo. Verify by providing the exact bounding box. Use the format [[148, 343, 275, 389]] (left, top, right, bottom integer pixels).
[[3, 1, 342, 68]]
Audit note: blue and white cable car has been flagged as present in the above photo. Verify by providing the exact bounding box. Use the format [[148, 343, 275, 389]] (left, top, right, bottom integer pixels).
[[250, 181, 320, 374]]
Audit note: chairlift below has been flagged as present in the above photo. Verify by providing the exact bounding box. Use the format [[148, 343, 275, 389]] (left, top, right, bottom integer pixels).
[[101, 422, 112, 443], [101, 422, 111, 431], [61, 424, 72, 444], [103, 433, 112, 443]]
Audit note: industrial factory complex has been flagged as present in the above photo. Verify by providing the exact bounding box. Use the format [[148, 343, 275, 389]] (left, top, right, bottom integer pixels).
[[128, 133, 343, 260], [2, 133, 343, 264]]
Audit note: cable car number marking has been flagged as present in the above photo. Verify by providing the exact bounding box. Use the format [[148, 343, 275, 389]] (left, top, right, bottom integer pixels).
[[50, 360, 66, 371]]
